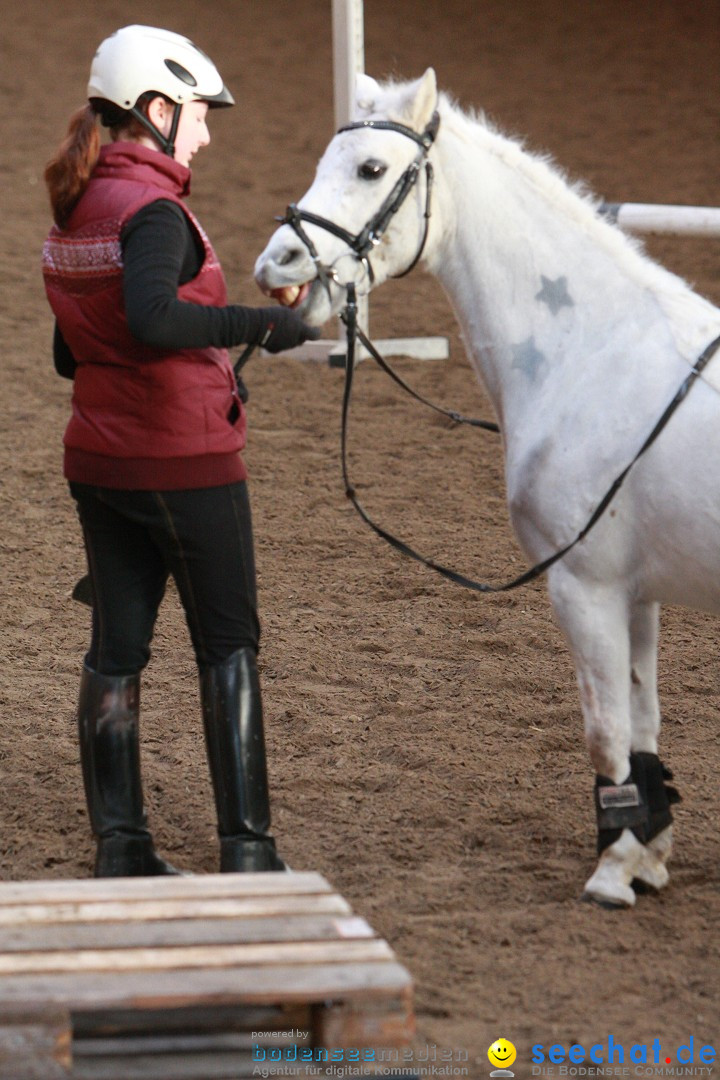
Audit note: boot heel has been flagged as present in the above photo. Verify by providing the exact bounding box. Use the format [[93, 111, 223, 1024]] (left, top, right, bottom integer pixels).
[[96, 833, 184, 877], [220, 835, 287, 873]]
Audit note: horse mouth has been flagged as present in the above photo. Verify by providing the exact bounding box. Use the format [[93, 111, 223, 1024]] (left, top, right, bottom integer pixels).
[[267, 281, 314, 309]]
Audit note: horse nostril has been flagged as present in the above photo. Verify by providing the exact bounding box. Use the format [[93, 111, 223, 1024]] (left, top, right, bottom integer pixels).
[[276, 247, 303, 267]]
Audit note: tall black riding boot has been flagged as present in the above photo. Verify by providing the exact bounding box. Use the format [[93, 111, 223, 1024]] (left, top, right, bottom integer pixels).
[[77, 665, 181, 877], [200, 648, 286, 872]]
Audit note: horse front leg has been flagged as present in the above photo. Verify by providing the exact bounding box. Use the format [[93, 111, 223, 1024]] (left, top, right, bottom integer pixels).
[[627, 599, 676, 892], [548, 574, 672, 907]]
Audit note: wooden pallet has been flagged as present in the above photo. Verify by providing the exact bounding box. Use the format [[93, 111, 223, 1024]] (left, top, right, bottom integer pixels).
[[0, 872, 415, 1079]]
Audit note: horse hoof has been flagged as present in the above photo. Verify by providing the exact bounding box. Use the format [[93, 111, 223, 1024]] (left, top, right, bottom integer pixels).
[[630, 852, 670, 892], [580, 890, 631, 910]]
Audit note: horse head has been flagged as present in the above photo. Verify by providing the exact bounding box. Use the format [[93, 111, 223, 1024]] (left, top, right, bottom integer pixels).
[[254, 68, 440, 326]]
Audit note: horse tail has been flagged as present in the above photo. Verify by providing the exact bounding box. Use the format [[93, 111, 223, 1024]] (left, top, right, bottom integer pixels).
[[44, 105, 101, 229]]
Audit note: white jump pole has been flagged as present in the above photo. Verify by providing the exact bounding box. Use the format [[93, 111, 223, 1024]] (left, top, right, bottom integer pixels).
[[331, 0, 370, 353], [331, 0, 448, 362], [290, 0, 449, 364], [332, 0, 364, 130], [601, 203, 720, 237]]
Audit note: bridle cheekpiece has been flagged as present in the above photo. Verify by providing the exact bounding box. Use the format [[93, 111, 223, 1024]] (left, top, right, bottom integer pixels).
[[278, 109, 440, 296]]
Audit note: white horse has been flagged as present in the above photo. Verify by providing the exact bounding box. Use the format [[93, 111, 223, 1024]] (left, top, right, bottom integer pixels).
[[254, 69, 720, 907]]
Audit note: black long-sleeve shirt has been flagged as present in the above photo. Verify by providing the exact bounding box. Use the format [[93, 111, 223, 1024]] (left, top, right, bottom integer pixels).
[[53, 199, 269, 377]]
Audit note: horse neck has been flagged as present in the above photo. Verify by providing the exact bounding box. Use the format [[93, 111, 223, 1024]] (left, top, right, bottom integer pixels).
[[424, 110, 677, 431]]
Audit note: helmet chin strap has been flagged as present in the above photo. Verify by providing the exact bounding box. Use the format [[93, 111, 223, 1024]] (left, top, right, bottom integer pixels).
[[129, 100, 183, 158]]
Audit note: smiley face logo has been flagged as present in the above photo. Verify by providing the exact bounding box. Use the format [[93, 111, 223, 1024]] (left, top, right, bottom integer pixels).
[[488, 1039, 517, 1070]]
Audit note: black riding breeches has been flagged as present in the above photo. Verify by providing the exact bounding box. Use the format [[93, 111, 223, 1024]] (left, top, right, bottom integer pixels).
[[70, 481, 260, 676]]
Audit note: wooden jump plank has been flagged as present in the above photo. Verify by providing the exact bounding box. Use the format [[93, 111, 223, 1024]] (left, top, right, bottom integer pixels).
[[71, 1002, 310, 1041], [70, 1048, 306, 1080], [315, 996, 416, 1054], [0, 872, 415, 1078], [0, 960, 413, 1010], [0, 871, 332, 906], [70, 1009, 416, 1080], [0, 938, 394, 977], [0, 1009, 71, 1080], [75, 1031, 285, 1055], [0, 893, 351, 927], [0, 914, 374, 953]]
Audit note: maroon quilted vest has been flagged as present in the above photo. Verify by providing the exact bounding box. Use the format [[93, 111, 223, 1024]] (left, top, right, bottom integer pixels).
[[43, 142, 246, 489]]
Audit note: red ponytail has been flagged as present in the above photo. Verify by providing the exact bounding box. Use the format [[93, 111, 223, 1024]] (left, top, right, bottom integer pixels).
[[44, 105, 101, 228]]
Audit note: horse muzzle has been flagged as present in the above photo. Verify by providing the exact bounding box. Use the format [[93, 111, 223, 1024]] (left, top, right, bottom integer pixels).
[[254, 243, 343, 325], [263, 280, 314, 310]]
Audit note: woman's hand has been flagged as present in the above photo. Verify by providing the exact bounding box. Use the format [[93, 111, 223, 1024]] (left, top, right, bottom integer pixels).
[[257, 306, 321, 353]]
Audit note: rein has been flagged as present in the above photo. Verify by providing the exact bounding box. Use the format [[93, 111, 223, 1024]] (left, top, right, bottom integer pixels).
[[340, 282, 720, 593]]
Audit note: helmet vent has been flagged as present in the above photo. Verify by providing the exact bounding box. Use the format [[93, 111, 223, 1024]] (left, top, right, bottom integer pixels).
[[165, 59, 197, 86]]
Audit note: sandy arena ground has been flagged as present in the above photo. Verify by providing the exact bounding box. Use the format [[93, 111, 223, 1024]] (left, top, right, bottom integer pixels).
[[1, 0, 719, 1072]]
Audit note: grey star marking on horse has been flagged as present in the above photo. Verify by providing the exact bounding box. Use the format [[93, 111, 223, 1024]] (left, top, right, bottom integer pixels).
[[511, 336, 547, 382], [535, 274, 574, 315]]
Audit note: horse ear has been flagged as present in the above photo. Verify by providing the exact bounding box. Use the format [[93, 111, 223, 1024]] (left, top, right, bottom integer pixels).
[[355, 73, 381, 116], [409, 68, 438, 131]]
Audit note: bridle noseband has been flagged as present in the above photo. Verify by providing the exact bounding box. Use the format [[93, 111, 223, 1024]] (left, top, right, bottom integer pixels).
[[278, 110, 440, 295]]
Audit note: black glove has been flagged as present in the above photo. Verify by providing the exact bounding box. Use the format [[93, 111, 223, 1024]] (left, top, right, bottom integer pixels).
[[256, 306, 321, 354]]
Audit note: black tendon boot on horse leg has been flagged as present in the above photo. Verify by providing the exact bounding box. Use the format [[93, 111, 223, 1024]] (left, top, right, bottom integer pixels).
[[589, 750, 680, 904], [77, 666, 181, 877], [594, 751, 680, 858], [200, 648, 285, 872]]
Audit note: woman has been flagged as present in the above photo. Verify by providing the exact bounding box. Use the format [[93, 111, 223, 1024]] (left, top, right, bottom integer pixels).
[[42, 25, 316, 877]]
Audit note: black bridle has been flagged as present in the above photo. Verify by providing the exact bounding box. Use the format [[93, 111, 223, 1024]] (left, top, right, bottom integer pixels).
[[277, 110, 440, 296]]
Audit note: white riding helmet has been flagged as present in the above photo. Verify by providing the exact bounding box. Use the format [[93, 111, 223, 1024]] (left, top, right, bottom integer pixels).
[[88, 25, 234, 111]]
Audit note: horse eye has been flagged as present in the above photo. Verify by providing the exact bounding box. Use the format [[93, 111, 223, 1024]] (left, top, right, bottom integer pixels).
[[358, 159, 387, 181]]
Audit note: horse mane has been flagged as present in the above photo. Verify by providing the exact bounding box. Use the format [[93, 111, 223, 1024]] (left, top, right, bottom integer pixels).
[[374, 80, 613, 232], [435, 91, 665, 278], [370, 78, 719, 356]]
